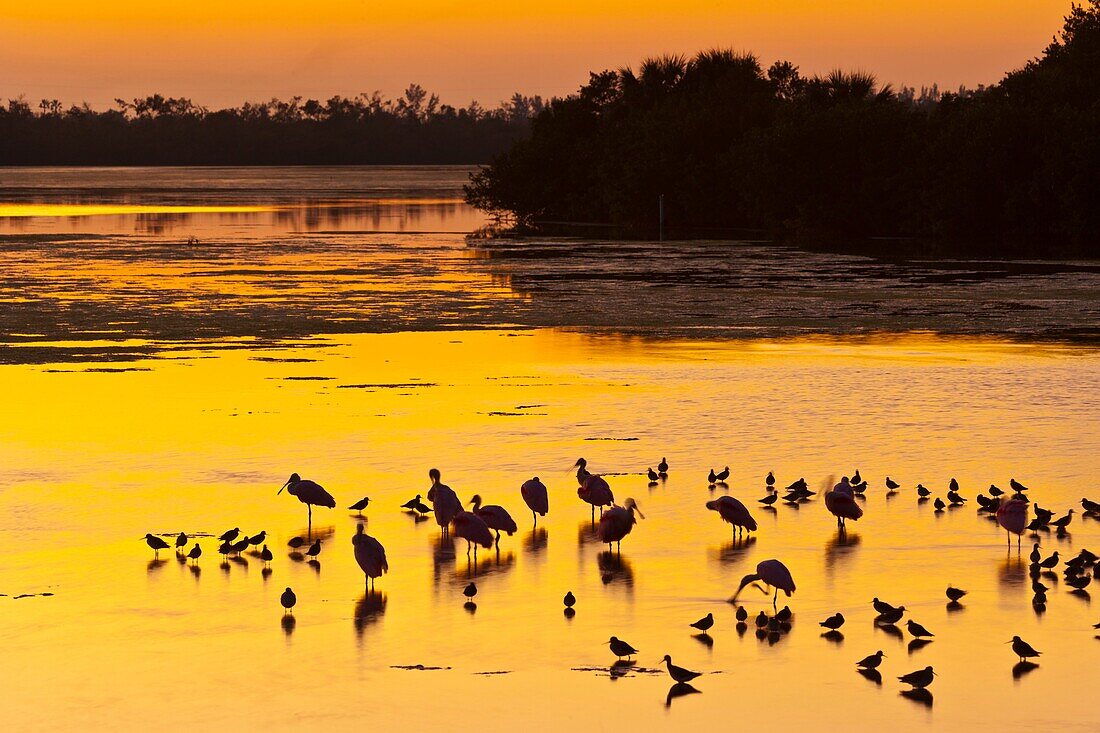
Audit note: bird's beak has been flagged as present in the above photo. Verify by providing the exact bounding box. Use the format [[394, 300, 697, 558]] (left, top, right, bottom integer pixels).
[[278, 479, 289, 495]]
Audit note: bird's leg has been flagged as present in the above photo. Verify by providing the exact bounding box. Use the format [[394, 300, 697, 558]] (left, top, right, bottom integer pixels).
[[773, 587, 778, 608], [495, 530, 501, 545]]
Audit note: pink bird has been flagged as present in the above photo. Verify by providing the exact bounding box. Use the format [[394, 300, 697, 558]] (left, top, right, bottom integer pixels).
[[427, 468, 461, 538], [278, 473, 336, 524], [825, 476, 864, 528], [520, 476, 549, 526], [352, 523, 388, 591], [996, 498, 1028, 548], [597, 498, 643, 552], [470, 494, 518, 544], [452, 502, 494, 558], [706, 495, 758, 537], [578, 467, 615, 522], [731, 558, 796, 608]]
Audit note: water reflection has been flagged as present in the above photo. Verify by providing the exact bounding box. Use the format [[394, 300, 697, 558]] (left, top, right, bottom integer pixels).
[[665, 683, 701, 707], [524, 528, 548, 554], [353, 592, 388, 641], [281, 614, 296, 637], [692, 633, 714, 650], [1012, 661, 1039, 680], [824, 529, 860, 575], [900, 688, 934, 708], [908, 639, 934, 655], [597, 551, 635, 590], [858, 668, 883, 686], [711, 536, 757, 565], [146, 559, 166, 574]]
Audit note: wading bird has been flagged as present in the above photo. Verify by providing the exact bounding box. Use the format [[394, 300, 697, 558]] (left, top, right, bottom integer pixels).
[[658, 458, 668, 476], [452, 502, 494, 557], [247, 531, 266, 550], [144, 533, 170, 557], [564, 591, 576, 609], [260, 545, 273, 565], [280, 587, 296, 614], [427, 469, 461, 537], [464, 582, 477, 602], [352, 523, 388, 590], [732, 559, 796, 608], [598, 498, 643, 552], [647, 468, 660, 482], [470, 494, 518, 544], [906, 620, 934, 638], [219, 528, 240, 543], [279, 474, 336, 525], [608, 636, 637, 661], [578, 468, 614, 521], [175, 532, 188, 552], [348, 497, 370, 517], [898, 666, 935, 689], [520, 477, 548, 526], [997, 499, 1028, 548], [288, 536, 305, 549], [715, 466, 730, 483], [306, 539, 322, 558], [886, 477, 900, 491], [946, 586, 967, 602], [1052, 509, 1075, 530], [857, 651, 885, 670], [706, 495, 757, 537], [820, 613, 845, 630], [1008, 636, 1041, 663], [690, 613, 714, 635], [401, 494, 422, 511], [661, 656, 702, 683], [766, 471, 775, 487], [825, 477, 863, 528], [187, 544, 202, 563], [759, 493, 778, 506]]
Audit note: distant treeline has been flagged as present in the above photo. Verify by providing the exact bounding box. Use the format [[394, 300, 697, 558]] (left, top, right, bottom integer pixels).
[[466, 2, 1100, 255], [0, 86, 542, 165]]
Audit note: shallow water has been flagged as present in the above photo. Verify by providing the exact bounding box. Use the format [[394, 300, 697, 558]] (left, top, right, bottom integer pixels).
[[1, 168, 1098, 731]]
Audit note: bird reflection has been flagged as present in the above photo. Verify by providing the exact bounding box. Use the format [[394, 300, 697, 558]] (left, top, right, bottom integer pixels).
[[219, 561, 230, 575], [230, 556, 248, 568], [597, 551, 635, 588], [665, 683, 701, 707], [824, 530, 861, 572], [189, 565, 202, 580], [577, 521, 602, 547], [998, 555, 1027, 592], [464, 601, 477, 614], [1070, 589, 1091, 603], [908, 639, 933, 654], [946, 601, 964, 614], [875, 623, 904, 641], [146, 558, 166, 574], [1012, 661, 1039, 680], [735, 622, 747, 637], [610, 660, 635, 679], [712, 536, 757, 565], [308, 559, 321, 574], [822, 630, 845, 644], [288, 552, 305, 562], [858, 669, 883, 686], [354, 591, 388, 641], [294, 524, 335, 544], [524, 527, 548, 554], [900, 688, 933, 708], [692, 633, 714, 649], [281, 614, 296, 637], [261, 566, 272, 581]]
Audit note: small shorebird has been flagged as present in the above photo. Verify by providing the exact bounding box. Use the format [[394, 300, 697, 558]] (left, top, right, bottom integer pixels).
[[857, 650, 885, 669], [898, 666, 936, 689], [658, 458, 669, 476], [463, 582, 477, 601], [288, 536, 305, 549], [946, 586, 967, 602], [144, 534, 170, 557], [1008, 636, 1041, 663], [175, 532, 188, 552], [563, 591, 576, 609], [348, 497, 371, 516], [906, 620, 934, 638], [280, 587, 296, 614], [219, 528, 240, 542], [187, 544, 202, 563], [660, 655, 702, 683], [306, 540, 322, 558], [820, 613, 845, 630], [690, 613, 714, 635], [607, 636, 637, 660], [260, 545, 273, 565]]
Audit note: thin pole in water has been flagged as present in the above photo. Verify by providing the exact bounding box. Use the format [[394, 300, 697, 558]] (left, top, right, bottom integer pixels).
[[658, 194, 665, 241]]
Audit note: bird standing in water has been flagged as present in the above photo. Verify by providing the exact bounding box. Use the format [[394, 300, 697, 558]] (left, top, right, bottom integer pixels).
[[470, 494, 518, 544], [598, 498, 644, 552], [1008, 636, 1041, 663], [348, 497, 371, 517], [607, 636, 637, 661], [352, 523, 388, 590], [520, 477, 549, 526], [280, 587, 296, 614], [690, 613, 715, 635], [898, 666, 936, 689], [175, 532, 188, 552], [463, 582, 477, 602], [907, 620, 934, 638], [660, 655, 702, 683], [820, 613, 845, 630], [563, 591, 576, 609], [647, 468, 660, 483], [825, 477, 863, 529], [706, 495, 757, 537], [427, 469, 461, 537], [260, 545, 273, 566], [946, 586, 967, 602], [857, 651, 885, 670], [187, 544, 202, 564], [144, 534, 170, 558], [658, 458, 669, 476], [306, 539, 322, 559], [278, 473, 336, 526], [732, 559, 796, 608]]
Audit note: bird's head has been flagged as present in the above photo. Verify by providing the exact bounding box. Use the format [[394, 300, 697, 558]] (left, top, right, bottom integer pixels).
[[279, 473, 301, 494], [428, 468, 441, 483], [573, 457, 586, 469], [731, 573, 764, 601], [470, 494, 483, 510], [532, 476, 539, 483], [877, 651, 885, 657], [660, 654, 672, 664], [623, 498, 644, 519], [705, 499, 719, 511]]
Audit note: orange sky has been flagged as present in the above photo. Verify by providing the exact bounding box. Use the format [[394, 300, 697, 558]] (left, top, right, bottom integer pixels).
[[0, 1, 1069, 109]]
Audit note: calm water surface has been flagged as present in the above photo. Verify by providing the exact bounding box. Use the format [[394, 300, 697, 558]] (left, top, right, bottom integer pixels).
[[1, 168, 1098, 731]]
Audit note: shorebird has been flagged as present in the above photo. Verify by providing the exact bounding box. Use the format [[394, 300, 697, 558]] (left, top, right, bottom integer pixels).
[[706, 495, 757, 536], [647, 468, 660, 482], [766, 471, 775, 487], [1067, 575, 1091, 590], [873, 597, 899, 615], [1008, 636, 1041, 663], [1033, 505, 1054, 522], [218, 528, 240, 542], [1038, 551, 1060, 569], [1030, 542, 1042, 563], [755, 611, 768, 628], [247, 531, 266, 550], [348, 497, 371, 516], [144, 534, 170, 557], [989, 484, 1005, 497], [732, 559, 796, 607], [520, 477, 549, 525], [916, 484, 931, 498], [352, 523, 388, 590], [470, 494, 518, 543], [707, 469, 718, 484], [563, 591, 576, 609], [187, 544, 202, 563], [598, 498, 644, 552], [735, 606, 748, 622], [401, 494, 422, 511], [898, 666, 935, 689], [857, 650, 885, 669], [279, 473, 336, 524], [658, 458, 668, 475], [607, 636, 637, 660], [934, 498, 946, 511], [852, 469, 862, 484], [690, 613, 715, 635], [305, 539, 322, 558], [1052, 509, 1075, 530], [1082, 498, 1100, 514], [907, 620, 934, 638], [946, 586, 967, 602], [949, 477, 959, 491], [885, 477, 900, 491], [287, 536, 305, 549], [660, 655, 702, 683], [877, 606, 907, 625], [820, 613, 845, 630], [280, 587, 296, 614], [776, 606, 792, 623], [260, 545, 273, 565], [715, 466, 730, 482], [175, 532, 188, 552], [463, 582, 477, 601], [1009, 478, 1029, 493], [947, 490, 966, 505]]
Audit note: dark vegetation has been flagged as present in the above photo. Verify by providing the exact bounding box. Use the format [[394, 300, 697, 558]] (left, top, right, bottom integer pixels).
[[466, 2, 1100, 255], [0, 86, 542, 165]]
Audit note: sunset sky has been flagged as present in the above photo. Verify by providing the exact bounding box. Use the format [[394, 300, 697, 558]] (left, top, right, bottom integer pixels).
[[0, 1, 1070, 109]]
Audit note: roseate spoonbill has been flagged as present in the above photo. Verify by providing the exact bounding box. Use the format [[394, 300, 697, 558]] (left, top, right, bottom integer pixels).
[[759, 494, 777, 506], [766, 471, 775, 487], [564, 591, 576, 608], [579, 474, 614, 522], [825, 478, 863, 528], [820, 613, 845, 630], [647, 468, 659, 482], [607, 636, 637, 660], [732, 559, 796, 607], [280, 587, 296, 614], [706, 495, 757, 536], [658, 458, 668, 475], [851, 469, 862, 484], [187, 544, 202, 563], [997, 499, 1028, 547], [352, 523, 388, 590], [598, 498, 643, 552], [452, 503, 494, 557], [660, 656, 702, 683], [1008, 636, 1040, 663], [898, 666, 935, 688], [427, 469, 461, 537], [470, 494, 518, 543], [946, 586, 967, 602], [463, 582, 477, 601], [348, 497, 370, 516], [906, 620, 933, 638], [144, 534, 170, 557], [707, 469, 718, 484], [401, 494, 421, 511], [175, 532, 188, 552], [219, 528, 240, 542], [886, 477, 900, 491], [260, 545, 273, 565], [279, 474, 336, 524], [690, 613, 714, 634], [715, 466, 730, 482], [247, 531, 266, 550], [306, 540, 322, 558], [520, 477, 548, 525], [1052, 509, 1075, 529], [857, 651, 885, 669], [288, 536, 305, 549]]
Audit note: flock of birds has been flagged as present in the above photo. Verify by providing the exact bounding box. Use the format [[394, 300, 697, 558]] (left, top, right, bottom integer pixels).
[[143, 458, 1100, 700]]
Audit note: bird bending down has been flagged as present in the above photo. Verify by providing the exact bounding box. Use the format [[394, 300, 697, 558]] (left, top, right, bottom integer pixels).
[[706, 495, 757, 537], [470, 494, 518, 544], [578, 470, 614, 521], [732, 559, 796, 608], [452, 501, 494, 558], [520, 477, 549, 526], [427, 469, 461, 537], [352, 522, 388, 591], [996, 499, 1028, 548], [825, 477, 864, 528], [279, 473, 336, 525], [598, 498, 643, 552]]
